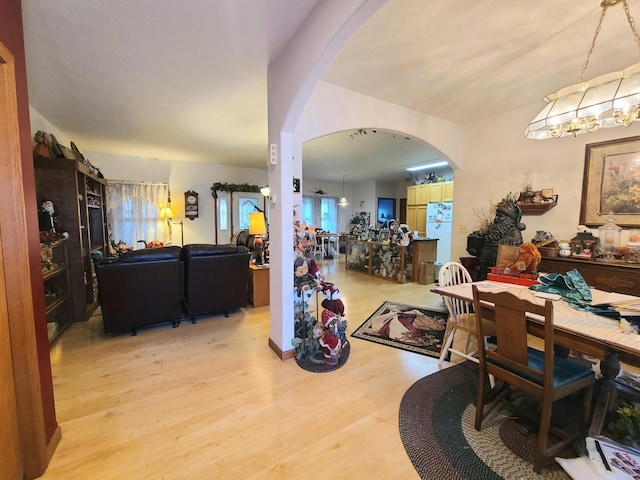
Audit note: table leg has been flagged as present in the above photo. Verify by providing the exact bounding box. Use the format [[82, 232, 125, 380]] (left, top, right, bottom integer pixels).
[[589, 351, 620, 436]]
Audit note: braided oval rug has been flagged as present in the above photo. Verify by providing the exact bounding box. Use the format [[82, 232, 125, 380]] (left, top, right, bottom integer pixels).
[[399, 362, 574, 479]]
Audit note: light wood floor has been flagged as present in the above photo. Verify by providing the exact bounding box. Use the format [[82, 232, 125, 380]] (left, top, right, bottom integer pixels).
[[39, 256, 448, 480]]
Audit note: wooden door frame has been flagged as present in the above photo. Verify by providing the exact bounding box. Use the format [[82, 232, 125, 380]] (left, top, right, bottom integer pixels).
[[0, 41, 60, 478]]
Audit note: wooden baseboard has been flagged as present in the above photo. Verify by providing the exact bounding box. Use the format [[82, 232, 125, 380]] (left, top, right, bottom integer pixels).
[[268, 338, 296, 360]]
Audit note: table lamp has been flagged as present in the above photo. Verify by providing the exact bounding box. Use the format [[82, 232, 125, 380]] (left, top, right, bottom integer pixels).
[[249, 211, 267, 265]]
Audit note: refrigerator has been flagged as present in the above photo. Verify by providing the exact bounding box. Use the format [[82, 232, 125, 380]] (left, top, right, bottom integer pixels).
[[426, 202, 453, 266]]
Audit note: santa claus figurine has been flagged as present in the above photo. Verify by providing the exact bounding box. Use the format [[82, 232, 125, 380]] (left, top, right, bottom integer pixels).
[[319, 309, 342, 365]]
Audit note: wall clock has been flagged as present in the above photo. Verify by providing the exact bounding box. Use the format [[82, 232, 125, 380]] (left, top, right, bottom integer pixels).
[[185, 190, 199, 220]]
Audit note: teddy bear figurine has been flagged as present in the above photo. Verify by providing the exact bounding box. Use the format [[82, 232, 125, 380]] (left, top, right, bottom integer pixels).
[[294, 256, 318, 297], [506, 242, 541, 274]]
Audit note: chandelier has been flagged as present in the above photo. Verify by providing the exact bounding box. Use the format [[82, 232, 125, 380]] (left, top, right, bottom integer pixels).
[[525, 0, 640, 139]]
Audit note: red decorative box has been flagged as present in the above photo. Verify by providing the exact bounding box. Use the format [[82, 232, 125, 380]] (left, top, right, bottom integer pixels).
[[487, 267, 539, 287]]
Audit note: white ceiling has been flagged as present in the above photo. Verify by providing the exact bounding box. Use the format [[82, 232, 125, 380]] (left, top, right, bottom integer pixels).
[[20, 0, 640, 182]]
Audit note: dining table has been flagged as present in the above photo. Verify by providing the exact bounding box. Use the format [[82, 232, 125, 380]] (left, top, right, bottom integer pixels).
[[432, 280, 640, 435], [316, 233, 338, 258]]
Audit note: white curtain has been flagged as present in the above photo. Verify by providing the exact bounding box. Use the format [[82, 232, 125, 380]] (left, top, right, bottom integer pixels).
[[107, 181, 169, 248], [302, 196, 338, 232]]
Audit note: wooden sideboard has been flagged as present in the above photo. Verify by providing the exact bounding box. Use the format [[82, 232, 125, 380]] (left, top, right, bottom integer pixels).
[[538, 256, 640, 296]]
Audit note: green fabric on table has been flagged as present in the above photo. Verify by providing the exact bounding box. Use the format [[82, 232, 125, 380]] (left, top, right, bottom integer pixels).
[[530, 269, 592, 302], [530, 269, 622, 318]]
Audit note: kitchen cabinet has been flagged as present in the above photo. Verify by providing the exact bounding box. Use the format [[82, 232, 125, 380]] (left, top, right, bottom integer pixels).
[[406, 205, 426, 237], [443, 181, 454, 201], [417, 184, 430, 204], [406, 182, 453, 235], [407, 185, 418, 205], [428, 183, 443, 202]]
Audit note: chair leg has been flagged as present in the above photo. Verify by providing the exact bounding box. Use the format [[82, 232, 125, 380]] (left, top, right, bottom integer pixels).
[[534, 399, 553, 473], [583, 383, 594, 428], [438, 327, 457, 366], [463, 331, 473, 355], [475, 364, 487, 430]]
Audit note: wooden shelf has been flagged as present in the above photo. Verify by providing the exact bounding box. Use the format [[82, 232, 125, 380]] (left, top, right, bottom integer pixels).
[[34, 155, 109, 325], [518, 202, 557, 215], [43, 263, 68, 281]]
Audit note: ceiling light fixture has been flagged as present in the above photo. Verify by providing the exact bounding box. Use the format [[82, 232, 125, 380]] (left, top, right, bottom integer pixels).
[[526, 0, 640, 139], [338, 175, 349, 207], [405, 161, 448, 171]]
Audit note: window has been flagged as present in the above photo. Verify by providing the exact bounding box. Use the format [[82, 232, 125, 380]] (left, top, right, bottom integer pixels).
[[219, 196, 228, 230], [238, 196, 259, 230], [302, 196, 338, 232], [107, 181, 168, 248]]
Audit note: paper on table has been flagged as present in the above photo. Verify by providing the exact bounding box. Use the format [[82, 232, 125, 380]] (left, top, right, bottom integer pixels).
[[588, 291, 638, 307], [555, 456, 608, 479], [586, 437, 640, 480]]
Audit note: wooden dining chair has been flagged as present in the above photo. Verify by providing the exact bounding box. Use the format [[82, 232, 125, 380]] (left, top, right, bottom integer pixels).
[[437, 262, 496, 367], [471, 285, 594, 473]]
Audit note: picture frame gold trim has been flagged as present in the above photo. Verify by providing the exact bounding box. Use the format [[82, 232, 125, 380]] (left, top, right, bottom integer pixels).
[[580, 135, 640, 227]]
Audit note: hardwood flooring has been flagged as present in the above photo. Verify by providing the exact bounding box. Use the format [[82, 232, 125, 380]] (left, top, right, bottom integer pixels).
[[39, 256, 445, 479]]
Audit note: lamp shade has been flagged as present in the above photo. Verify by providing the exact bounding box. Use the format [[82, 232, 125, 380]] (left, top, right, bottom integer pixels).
[[260, 186, 270, 196], [159, 206, 175, 218], [249, 212, 267, 235], [525, 0, 640, 140]]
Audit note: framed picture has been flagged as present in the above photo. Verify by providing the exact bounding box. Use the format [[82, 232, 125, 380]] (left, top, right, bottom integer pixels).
[[580, 135, 640, 227]]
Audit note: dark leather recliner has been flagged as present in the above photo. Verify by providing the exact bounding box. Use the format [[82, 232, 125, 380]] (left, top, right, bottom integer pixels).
[[182, 244, 250, 320], [96, 246, 183, 334]]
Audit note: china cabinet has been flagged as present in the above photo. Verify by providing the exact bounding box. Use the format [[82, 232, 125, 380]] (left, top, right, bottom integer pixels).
[[41, 239, 73, 344], [34, 154, 109, 324]]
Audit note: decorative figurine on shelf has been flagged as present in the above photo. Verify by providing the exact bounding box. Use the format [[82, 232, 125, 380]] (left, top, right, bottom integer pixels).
[[319, 309, 342, 366], [294, 256, 318, 298], [470, 199, 526, 280], [38, 200, 57, 233], [559, 242, 571, 257]]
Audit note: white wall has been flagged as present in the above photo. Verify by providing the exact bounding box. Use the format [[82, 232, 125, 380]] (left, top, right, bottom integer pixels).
[[451, 102, 640, 262], [87, 152, 268, 245]]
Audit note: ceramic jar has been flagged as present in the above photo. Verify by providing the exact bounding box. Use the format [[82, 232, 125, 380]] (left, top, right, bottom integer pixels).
[[558, 242, 571, 257]]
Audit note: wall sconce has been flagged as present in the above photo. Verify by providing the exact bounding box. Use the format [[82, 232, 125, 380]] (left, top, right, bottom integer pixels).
[[249, 211, 267, 265], [360, 201, 365, 208]]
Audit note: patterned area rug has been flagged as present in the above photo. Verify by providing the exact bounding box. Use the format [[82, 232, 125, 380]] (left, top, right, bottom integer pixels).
[[351, 301, 448, 358], [399, 362, 574, 479]]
